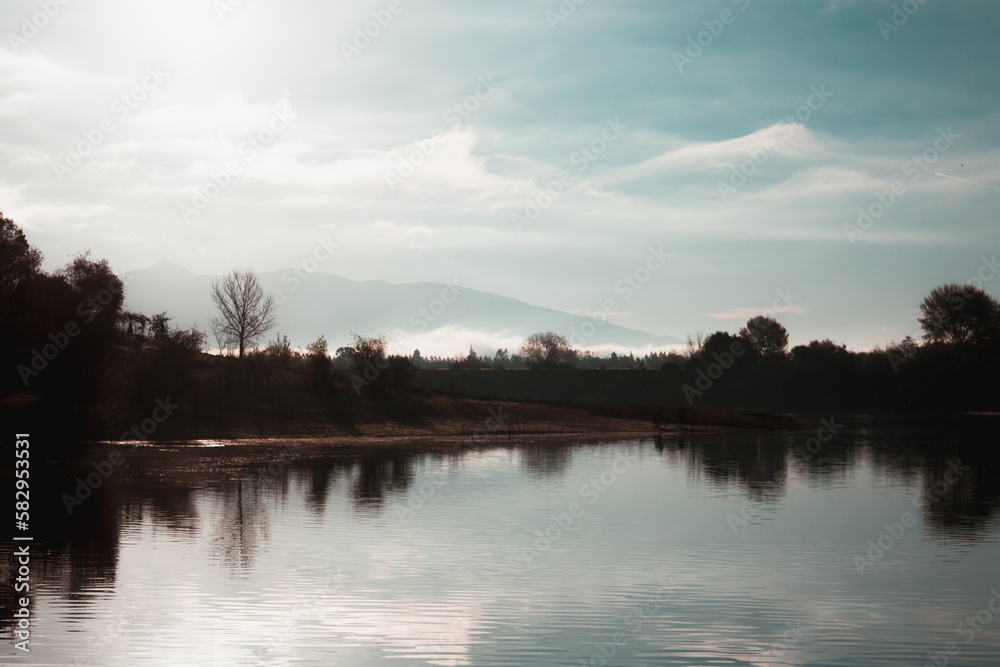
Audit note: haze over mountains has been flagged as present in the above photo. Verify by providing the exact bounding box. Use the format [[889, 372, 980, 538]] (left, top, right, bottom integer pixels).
[[123, 261, 682, 357]]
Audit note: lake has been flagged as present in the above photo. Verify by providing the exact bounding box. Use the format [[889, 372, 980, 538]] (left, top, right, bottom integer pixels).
[[4, 414, 1000, 666]]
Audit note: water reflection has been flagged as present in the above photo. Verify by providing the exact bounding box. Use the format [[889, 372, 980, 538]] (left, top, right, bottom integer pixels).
[[3, 416, 1000, 665], [353, 453, 414, 509]]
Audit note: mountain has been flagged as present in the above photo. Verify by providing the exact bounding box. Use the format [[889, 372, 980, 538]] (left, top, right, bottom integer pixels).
[[122, 261, 682, 355]]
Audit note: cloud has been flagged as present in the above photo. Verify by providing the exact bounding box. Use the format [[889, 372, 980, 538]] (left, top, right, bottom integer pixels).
[[3, 0, 999, 352], [705, 306, 808, 321], [386, 325, 524, 358]]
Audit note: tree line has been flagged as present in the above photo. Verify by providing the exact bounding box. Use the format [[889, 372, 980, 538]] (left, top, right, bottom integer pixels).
[[4, 211, 1000, 419]]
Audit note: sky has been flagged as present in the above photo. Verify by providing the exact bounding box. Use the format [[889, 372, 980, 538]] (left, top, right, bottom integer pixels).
[[1, 0, 998, 352]]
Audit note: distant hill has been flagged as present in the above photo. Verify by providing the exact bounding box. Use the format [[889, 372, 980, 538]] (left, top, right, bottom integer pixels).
[[122, 261, 682, 355]]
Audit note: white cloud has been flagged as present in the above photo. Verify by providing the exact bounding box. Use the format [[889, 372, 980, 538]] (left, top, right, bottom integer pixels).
[[705, 306, 808, 321]]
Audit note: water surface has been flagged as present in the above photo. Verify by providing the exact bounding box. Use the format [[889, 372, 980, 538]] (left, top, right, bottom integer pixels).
[[4, 415, 1000, 666]]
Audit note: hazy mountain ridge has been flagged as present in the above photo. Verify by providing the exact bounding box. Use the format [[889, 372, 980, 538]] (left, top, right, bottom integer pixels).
[[122, 261, 682, 354]]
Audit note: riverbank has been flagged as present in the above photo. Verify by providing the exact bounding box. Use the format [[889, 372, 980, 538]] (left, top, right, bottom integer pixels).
[[173, 393, 803, 440], [0, 341, 803, 444]]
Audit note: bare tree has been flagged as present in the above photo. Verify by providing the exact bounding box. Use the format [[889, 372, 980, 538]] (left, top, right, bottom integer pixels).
[[210, 268, 277, 359], [520, 331, 577, 367]]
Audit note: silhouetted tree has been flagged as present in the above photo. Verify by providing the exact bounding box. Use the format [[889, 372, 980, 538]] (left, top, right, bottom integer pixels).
[[520, 331, 577, 367], [264, 333, 293, 367], [333, 346, 354, 369], [387, 355, 416, 390], [169, 325, 206, 352], [0, 212, 42, 296], [150, 311, 171, 338], [118, 310, 144, 339], [306, 335, 331, 384], [702, 331, 747, 364], [350, 334, 389, 393], [210, 268, 277, 359], [685, 332, 705, 360], [918, 283, 999, 347], [739, 316, 789, 359], [791, 338, 849, 367]]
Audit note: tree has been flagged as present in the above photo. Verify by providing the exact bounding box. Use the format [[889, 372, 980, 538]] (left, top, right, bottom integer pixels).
[[918, 283, 999, 346], [118, 311, 143, 339], [150, 312, 171, 338], [210, 268, 277, 359], [0, 213, 42, 295], [387, 355, 416, 390], [739, 316, 789, 359], [520, 331, 577, 367], [791, 339, 852, 373], [702, 331, 745, 362], [349, 334, 389, 394], [306, 335, 331, 384], [264, 333, 293, 367]]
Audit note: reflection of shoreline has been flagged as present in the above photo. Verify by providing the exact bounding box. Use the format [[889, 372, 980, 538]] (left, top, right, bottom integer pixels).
[[2, 422, 998, 662]]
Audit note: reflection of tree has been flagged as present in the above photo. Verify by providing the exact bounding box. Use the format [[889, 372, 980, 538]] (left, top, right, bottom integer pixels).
[[920, 446, 1000, 537], [203, 480, 270, 571], [672, 434, 789, 501], [305, 459, 337, 512], [520, 444, 572, 479], [0, 467, 122, 636], [352, 453, 414, 509], [124, 485, 198, 535]]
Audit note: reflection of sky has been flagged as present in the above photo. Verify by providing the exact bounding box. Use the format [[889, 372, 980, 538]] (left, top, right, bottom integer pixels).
[[23, 436, 1000, 666]]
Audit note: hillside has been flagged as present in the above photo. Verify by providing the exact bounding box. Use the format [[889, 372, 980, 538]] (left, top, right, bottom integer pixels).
[[122, 261, 682, 354]]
